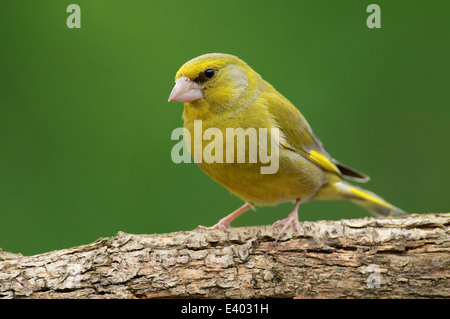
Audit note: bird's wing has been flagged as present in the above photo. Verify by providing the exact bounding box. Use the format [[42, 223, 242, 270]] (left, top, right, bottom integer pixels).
[[264, 92, 369, 182]]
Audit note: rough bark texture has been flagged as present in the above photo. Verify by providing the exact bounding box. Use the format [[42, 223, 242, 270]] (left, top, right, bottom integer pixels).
[[0, 213, 449, 299]]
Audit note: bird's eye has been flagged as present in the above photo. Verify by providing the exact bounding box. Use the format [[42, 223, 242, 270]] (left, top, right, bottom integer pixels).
[[204, 69, 215, 79], [194, 69, 216, 83]]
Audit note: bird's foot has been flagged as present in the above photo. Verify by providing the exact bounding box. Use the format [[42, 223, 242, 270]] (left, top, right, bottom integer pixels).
[[273, 200, 301, 239], [195, 202, 252, 231], [196, 220, 230, 231]]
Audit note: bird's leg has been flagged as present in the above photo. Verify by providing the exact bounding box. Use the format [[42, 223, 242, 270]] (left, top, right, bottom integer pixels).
[[197, 202, 253, 230], [273, 199, 301, 239]]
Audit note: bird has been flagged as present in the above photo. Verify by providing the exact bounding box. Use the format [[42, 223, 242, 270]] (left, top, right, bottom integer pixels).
[[168, 53, 406, 238]]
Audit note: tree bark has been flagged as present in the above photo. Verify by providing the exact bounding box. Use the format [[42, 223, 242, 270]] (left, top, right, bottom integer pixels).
[[0, 213, 449, 299]]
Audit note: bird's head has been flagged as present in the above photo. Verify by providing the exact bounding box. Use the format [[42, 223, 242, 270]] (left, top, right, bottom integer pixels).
[[168, 53, 259, 112]]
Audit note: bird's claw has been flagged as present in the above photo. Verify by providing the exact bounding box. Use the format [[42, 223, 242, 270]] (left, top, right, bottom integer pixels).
[[196, 221, 230, 231], [273, 207, 301, 240]]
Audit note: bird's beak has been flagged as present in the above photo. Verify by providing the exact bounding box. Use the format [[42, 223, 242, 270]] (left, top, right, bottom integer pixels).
[[168, 76, 204, 102]]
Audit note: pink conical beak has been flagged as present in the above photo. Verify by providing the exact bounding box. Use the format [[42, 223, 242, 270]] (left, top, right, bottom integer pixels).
[[168, 76, 204, 102]]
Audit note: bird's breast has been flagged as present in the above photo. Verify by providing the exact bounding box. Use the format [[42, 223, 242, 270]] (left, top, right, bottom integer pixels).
[[183, 117, 326, 205]]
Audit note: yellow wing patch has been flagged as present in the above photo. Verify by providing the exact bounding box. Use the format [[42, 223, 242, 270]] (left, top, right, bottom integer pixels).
[[308, 150, 341, 175], [279, 137, 341, 176]]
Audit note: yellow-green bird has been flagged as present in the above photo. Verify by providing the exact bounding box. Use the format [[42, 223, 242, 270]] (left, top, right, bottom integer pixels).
[[168, 53, 405, 237]]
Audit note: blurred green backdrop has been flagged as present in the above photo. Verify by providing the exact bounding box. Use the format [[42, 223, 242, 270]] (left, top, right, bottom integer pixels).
[[0, 1, 448, 256]]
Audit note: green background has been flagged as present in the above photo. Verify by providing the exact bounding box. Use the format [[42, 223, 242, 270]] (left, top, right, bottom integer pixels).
[[1, 1, 448, 256]]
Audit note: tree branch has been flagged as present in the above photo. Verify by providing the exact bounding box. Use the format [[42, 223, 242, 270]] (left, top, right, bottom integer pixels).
[[1, 213, 449, 299]]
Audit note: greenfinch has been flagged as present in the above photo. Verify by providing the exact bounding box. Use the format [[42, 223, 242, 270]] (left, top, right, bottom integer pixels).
[[168, 53, 405, 237]]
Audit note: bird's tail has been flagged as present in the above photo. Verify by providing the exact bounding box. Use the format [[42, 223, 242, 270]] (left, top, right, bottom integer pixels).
[[333, 182, 407, 217]]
